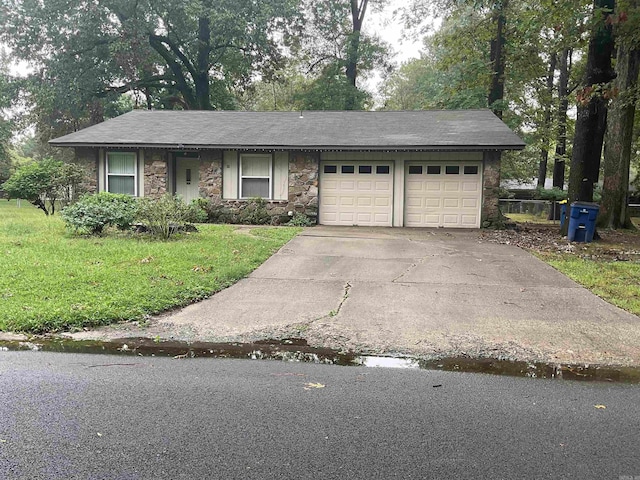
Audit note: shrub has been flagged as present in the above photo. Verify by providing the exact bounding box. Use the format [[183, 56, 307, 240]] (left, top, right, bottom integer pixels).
[[237, 197, 271, 225], [535, 187, 567, 202], [287, 212, 314, 227], [187, 199, 209, 223], [61, 192, 138, 235], [136, 194, 198, 239], [1, 158, 88, 215]]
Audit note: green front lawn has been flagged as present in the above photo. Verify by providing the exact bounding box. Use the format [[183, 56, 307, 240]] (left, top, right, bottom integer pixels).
[[0, 201, 299, 333], [539, 253, 640, 316]]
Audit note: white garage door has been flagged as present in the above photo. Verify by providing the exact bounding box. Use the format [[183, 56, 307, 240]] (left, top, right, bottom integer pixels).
[[320, 162, 394, 226], [405, 162, 483, 228]]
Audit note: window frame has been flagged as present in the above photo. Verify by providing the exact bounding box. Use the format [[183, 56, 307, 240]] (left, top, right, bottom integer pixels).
[[239, 153, 273, 200], [106, 151, 138, 196]]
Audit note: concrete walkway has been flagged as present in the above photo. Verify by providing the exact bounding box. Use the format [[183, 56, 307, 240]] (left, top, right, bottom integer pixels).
[[80, 227, 640, 365]]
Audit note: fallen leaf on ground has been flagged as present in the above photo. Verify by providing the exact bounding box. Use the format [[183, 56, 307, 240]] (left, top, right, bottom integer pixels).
[[594, 404, 607, 409], [303, 382, 325, 390]]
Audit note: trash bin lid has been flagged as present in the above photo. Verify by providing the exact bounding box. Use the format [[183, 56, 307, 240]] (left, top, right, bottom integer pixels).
[[570, 201, 600, 210]]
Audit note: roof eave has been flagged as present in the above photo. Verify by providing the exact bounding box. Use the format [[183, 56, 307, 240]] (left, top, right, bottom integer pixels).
[[49, 142, 526, 152]]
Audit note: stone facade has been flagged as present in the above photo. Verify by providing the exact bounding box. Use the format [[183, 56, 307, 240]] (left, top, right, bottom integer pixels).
[[73, 147, 98, 194], [287, 152, 319, 216], [481, 151, 504, 228], [198, 150, 222, 200], [144, 150, 168, 198]]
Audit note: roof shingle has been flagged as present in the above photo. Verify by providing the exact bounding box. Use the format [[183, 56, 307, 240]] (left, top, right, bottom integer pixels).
[[50, 109, 525, 151]]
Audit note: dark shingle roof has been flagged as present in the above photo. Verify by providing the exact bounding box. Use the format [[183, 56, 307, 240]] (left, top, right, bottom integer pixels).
[[50, 109, 525, 151]]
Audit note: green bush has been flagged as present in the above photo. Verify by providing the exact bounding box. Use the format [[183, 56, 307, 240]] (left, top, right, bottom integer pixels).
[[287, 212, 314, 227], [187, 198, 209, 223], [61, 192, 138, 235], [2, 158, 88, 215], [535, 187, 567, 202], [136, 194, 198, 239], [237, 197, 271, 225]]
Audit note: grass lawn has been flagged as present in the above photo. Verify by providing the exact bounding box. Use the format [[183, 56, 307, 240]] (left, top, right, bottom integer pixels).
[[539, 252, 640, 316], [0, 201, 300, 333], [505, 213, 559, 225]]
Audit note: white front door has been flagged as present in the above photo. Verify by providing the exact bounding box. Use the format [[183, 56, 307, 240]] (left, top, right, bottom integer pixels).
[[175, 158, 200, 203], [404, 161, 483, 228], [319, 161, 394, 227]]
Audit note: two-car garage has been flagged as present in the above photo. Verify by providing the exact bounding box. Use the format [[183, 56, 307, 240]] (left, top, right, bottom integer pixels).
[[319, 155, 484, 228]]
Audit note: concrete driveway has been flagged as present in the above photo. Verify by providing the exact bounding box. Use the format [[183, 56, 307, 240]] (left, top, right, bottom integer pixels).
[[134, 226, 640, 366]]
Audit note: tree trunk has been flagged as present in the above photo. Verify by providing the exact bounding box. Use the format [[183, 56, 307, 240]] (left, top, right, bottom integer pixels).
[[345, 0, 368, 110], [538, 53, 557, 188], [565, 0, 616, 236], [553, 48, 571, 190], [488, 0, 508, 119], [195, 16, 212, 110], [599, 43, 640, 229]]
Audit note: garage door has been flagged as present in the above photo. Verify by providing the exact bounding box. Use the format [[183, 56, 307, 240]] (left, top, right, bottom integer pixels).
[[405, 162, 482, 228], [319, 162, 393, 226]]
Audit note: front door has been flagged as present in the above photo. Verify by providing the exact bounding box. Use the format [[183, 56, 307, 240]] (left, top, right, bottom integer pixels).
[[175, 158, 200, 203]]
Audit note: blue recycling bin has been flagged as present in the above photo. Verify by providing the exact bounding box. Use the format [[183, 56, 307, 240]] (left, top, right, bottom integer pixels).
[[567, 202, 599, 242], [560, 203, 567, 228]]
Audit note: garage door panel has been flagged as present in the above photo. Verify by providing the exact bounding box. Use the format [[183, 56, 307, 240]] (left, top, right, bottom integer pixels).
[[374, 197, 390, 207], [405, 162, 482, 228], [406, 197, 422, 207], [323, 195, 338, 206], [443, 214, 460, 225], [320, 161, 393, 227]]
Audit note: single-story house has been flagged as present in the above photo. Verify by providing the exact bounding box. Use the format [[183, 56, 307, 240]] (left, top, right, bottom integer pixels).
[[50, 109, 525, 228]]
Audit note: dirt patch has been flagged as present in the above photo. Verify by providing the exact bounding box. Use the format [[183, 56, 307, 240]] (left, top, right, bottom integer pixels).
[[479, 223, 640, 262]]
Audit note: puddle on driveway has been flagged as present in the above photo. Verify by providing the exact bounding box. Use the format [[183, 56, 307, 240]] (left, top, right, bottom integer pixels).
[[1, 337, 639, 384]]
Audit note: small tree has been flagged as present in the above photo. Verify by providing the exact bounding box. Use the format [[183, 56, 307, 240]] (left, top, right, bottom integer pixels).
[[1, 159, 87, 215]]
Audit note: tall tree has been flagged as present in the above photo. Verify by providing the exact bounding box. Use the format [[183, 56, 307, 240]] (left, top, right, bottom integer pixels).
[[0, 0, 303, 142], [566, 0, 617, 210], [599, 1, 640, 228], [552, 48, 573, 189], [292, 0, 389, 110], [537, 53, 557, 188]]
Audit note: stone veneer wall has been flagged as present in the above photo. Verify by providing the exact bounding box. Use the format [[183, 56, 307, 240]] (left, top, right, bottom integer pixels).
[[73, 147, 98, 194], [287, 152, 319, 216], [481, 151, 504, 228], [144, 150, 168, 198], [199, 150, 222, 200]]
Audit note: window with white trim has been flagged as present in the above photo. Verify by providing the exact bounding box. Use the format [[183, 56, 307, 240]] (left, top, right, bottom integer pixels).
[[240, 154, 271, 199], [107, 152, 137, 196]]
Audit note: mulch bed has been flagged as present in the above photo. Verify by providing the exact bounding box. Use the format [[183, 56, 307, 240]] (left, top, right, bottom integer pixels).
[[478, 223, 640, 262]]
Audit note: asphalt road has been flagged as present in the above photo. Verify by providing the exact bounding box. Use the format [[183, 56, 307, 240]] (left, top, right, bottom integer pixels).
[[1, 351, 639, 480]]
